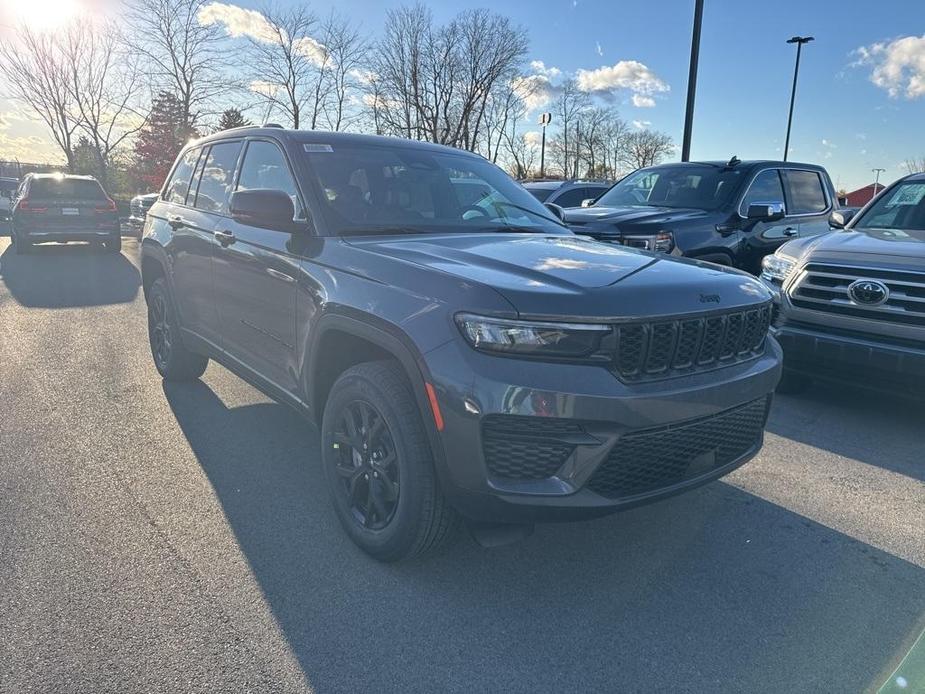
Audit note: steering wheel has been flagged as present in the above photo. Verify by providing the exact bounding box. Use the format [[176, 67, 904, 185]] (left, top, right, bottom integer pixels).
[[461, 205, 492, 221]]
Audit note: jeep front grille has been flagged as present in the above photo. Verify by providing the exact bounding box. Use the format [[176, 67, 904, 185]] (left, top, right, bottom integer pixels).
[[613, 305, 771, 381], [790, 263, 925, 327]]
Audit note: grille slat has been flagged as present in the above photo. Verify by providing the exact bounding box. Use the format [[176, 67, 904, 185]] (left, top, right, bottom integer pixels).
[[615, 305, 771, 381], [586, 398, 769, 499]]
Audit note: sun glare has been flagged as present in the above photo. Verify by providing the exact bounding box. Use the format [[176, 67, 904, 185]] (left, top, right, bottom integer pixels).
[[13, 0, 83, 31]]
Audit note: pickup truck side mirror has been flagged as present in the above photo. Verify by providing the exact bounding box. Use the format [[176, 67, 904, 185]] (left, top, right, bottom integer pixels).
[[544, 202, 565, 221], [746, 201, 786, 222], [229, 189, 296, 231], [829, 208, 857, 229], [580, 198, 596, 207]]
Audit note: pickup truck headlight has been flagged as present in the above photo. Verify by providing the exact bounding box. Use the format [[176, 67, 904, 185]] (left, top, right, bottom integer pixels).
[[621, 231, 675, 253], [761, 254, 796, 282], [456, 314, 610, 357]]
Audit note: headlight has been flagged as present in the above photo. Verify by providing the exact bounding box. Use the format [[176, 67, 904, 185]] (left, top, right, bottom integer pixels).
[[761, 254, 796, 282], [621, 231, 674, 253], [456, 313, 610, 358]]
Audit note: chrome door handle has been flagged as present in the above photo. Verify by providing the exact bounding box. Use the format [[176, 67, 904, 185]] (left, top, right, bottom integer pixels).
[[784, 227, 798, 237], [168, 216, 186, 229], [266, 267, 295, 283], [214, 229, 236, 246]]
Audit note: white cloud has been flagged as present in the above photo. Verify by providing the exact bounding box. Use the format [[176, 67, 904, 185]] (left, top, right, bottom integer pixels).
[[512, 74, 557, 113], [632, 94, 655, 108], [575, 60, 669, 101], [199, 2, 328, 67], [529, 60, 561, 79], [349, 68, 377, 85], [523, 130, 542, 147], [854, 34, 925, 99], [595, 42, 603, 57], [249, 80, 279, 97], [632, 119, 651, 129], [821, 138, 837, 148]]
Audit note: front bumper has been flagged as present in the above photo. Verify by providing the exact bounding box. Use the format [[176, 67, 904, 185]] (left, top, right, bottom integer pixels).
[[772, 321, 925, 391], [424, 337, 782, 523]]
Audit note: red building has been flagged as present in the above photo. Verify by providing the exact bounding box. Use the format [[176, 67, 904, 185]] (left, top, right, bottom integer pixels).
[[843, 183, 884, 207]]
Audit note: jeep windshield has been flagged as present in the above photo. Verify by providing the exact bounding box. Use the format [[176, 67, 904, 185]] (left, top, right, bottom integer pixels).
[[301, 142, 566, 236], [594, 165, 743, 211], [854, 180, 925, 240]]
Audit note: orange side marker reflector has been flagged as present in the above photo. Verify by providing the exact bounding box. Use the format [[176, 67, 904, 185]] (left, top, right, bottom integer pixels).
[[424, 382, 444, 431]]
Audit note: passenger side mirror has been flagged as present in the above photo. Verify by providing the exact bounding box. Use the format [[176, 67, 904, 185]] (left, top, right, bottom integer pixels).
[[544, 202, 564, 221], [580, 198, 596, 207], [746, 201, 785, 222], [229, 189, 296, 231], [829, 209, 856, 229]]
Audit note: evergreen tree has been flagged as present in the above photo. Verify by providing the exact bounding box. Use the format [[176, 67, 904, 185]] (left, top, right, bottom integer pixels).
[[217, 108, 251, 132], [133, 92, 197, 191]]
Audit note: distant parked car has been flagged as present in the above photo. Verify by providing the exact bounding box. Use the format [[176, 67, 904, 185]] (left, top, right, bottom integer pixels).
[[761, 172, 925, 395], [10, 173, 121, 254], [0, 176, 18, 225], [522, 179, 613, 208], [128, 192, 159, 236], [561, 159, 841, 274]]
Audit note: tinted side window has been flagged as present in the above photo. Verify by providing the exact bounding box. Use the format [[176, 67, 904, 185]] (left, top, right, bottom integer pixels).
[[554, 187, 591, 208], [193, 141, 243, 214], [740, 169, 785, 214], [237, 141, 304, 218], [782, 170, 828, 214], [165, 147, 201, 204]]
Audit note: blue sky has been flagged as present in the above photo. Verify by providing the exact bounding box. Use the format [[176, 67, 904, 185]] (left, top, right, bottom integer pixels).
[[1, 0, 923, 191]]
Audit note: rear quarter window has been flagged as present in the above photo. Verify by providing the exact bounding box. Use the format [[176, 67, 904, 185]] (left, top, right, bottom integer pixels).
[[165, 148, 202, 205]]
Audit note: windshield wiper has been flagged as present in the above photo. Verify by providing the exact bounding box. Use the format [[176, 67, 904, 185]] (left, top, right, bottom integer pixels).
[[471, 225, 550, 234]]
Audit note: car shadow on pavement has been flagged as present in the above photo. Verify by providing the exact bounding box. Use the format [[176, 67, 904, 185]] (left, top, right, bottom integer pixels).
[[0, 242, 140, 308], [163, 378, 925, 694], [768, 383, 924, 482]]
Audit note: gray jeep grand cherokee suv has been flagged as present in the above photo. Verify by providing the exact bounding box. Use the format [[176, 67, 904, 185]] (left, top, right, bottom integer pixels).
[[762, 172, 925, 395], [141, 127, 781, 561]]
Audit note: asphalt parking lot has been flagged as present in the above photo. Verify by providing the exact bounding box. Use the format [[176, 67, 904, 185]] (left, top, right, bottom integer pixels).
[[1, 236, 923, 693]]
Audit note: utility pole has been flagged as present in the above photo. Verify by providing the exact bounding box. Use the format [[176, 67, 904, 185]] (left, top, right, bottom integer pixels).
[[784, 35, 814, 162], [681, 0, 704, 162], [871, 168, 885, 201], [538, 112, 551, 179]]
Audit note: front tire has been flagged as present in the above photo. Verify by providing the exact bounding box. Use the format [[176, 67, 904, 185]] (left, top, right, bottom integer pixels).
[[321, 361, 458, 562], [147, 277, 208, 381]]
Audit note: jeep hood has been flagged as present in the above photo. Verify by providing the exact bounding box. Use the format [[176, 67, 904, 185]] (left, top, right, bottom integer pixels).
[[346, 233, 772, 320]]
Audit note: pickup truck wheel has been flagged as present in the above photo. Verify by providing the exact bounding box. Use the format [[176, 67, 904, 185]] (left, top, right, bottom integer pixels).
[[147, 277, 208, 381], [104, 235, 122, 253], [13, 233, 32, 254], [776, 368, 810, 394], [322, 361, 458, 562]]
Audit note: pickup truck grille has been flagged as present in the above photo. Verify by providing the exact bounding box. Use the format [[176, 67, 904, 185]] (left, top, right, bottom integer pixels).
[[790, 263, 925, 327], [613, 305, 772, 381]]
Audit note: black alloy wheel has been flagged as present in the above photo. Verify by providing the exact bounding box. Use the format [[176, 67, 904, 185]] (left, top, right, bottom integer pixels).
[[149, 290, 172, 372], [332, 400, 401, 530]]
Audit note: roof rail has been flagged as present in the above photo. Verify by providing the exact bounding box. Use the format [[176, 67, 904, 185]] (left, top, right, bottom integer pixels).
[[263, 122, 284, 129]]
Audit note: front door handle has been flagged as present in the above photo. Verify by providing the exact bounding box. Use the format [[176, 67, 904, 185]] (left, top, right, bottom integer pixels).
[[266, 268, 296, 283], [168, 216, 186, 230], [214, 229, 236, 246], [783, 227, 798, 237]]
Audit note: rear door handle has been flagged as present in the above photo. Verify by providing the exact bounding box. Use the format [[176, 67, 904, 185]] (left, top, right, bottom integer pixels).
[[266, 268, 296, 283], [168, 216, 186, 229], [214, 229, 236, 246], [783, 227, 798, 237]]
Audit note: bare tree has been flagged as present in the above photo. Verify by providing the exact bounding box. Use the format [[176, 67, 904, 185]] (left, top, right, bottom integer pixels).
[[125, 0, 227, 131], [0, 27, 80, 169], [551, 79, 590, 177], [904, 157, 925, 175], [63, 20, 147, 187], [317, 13, 367, 131], [621, 129, 674, 170]]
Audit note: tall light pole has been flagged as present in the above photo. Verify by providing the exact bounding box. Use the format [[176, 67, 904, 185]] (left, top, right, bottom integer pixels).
[[681, 0, 704, 162], [538, 112, 551, 179], [871, 168, 885, 201], [783, 35, 814, 162]]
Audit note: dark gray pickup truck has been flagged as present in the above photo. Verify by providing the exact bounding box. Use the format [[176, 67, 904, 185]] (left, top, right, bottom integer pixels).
[[141, 127, 781, 560], [762, 172, 925, 395]]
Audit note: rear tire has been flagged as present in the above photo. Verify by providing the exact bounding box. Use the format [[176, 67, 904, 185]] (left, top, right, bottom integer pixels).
[[321, 361, 458, 562], [13, 232, 32, 254], [776, 368, 811, 395], [147, 277, 208, 381], [104, 235, 122, 253]]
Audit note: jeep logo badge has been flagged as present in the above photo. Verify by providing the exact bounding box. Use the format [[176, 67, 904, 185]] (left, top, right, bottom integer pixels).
[[699, 293, 721, 304], [847, 279, 889, 306]]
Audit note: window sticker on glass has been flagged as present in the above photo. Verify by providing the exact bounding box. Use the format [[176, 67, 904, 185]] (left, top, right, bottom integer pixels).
[[304, 144, 334, 153], [887, 183, 925, 206]]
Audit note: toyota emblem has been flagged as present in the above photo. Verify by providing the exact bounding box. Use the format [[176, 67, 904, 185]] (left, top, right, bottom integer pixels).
[[847, 279, 890, 306]]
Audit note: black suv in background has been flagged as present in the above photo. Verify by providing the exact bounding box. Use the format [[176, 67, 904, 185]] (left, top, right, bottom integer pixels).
[[10, 173, 121, 253], [522, 179, 613, 208], [562, 159, 839, 273], [141, 128, 781, 561]]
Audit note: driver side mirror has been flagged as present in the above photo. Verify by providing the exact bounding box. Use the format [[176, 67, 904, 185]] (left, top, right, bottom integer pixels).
[[580, 198, 596, 207], [544, 202, 564, 221], [829, 208, 857, 229], [746, 201, 785, 222], [230, 189, 296, 231]]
